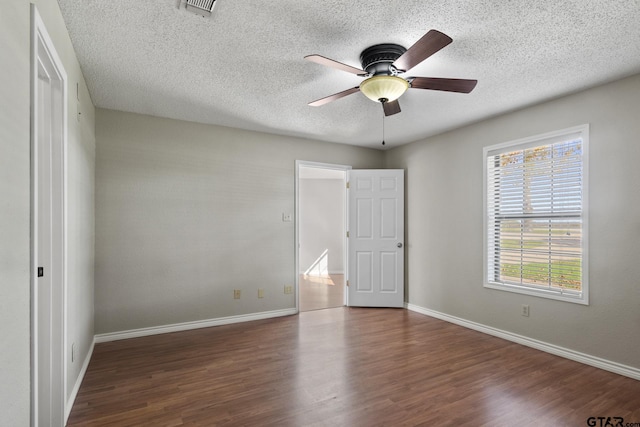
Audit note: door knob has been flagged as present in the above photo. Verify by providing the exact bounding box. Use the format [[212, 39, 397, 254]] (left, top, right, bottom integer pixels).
[[397, 243, 403, 248]]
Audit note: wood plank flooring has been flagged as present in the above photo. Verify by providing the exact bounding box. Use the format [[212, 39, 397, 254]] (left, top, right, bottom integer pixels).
[[299, 274, 344, 312], [68, 308, 640, 426]]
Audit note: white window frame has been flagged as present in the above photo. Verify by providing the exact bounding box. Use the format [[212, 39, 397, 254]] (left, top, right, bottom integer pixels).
[[483, 125, 589, 305]]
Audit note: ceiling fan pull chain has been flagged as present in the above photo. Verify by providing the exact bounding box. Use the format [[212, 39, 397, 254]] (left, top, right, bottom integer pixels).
[[381, 106, 386, 146]]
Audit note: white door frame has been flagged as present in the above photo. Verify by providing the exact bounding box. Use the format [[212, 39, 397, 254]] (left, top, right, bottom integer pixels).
[[31, 5, 68, 425], [295, 161, 351, 312]]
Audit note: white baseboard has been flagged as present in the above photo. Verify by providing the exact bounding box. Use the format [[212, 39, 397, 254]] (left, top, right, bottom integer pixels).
[[406, 303, 640, 381], [94, 308, 298, 343], [65, 338, 95, 425]]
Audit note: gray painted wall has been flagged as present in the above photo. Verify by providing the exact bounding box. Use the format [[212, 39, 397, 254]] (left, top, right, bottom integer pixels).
[[95, 109, 382, 334], [0, 0, 95, 424], [299, 178, 345, 274], [385, 73, 640, 369]]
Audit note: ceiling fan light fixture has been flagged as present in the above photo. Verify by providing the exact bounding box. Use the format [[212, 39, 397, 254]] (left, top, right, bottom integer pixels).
[[360, 75, 409, 103]]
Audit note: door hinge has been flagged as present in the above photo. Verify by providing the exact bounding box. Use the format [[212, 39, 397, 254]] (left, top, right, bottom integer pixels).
[[346, 231, 350, 238], [346, 181, 350, 189], [346, 280, 350, 287], [37, 267, 44, 277]]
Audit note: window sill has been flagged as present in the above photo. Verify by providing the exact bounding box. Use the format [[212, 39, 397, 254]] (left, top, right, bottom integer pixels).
[[484, 282, 589, 305]]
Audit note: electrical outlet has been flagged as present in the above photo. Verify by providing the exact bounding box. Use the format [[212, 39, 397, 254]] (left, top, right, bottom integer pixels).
[[284, 285, 293, 294], [234, 289, 241, 299], [282, 213, 292, 222], [258, 288, 264, 298], [521, 304, 530, 317]]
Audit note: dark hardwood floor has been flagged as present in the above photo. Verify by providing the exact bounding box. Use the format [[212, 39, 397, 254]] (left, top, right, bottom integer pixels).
[[68, 308, 640, 426]]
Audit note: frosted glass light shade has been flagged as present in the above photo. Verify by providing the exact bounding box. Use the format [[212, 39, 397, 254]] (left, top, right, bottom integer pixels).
[[359, 75, 409, 102]]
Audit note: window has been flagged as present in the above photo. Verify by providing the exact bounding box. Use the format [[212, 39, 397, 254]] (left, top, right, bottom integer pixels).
[[483, 125, 588, 304]]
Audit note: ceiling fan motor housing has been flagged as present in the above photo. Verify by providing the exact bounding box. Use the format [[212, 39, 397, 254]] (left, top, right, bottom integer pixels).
[[360, 44, 407, 75]]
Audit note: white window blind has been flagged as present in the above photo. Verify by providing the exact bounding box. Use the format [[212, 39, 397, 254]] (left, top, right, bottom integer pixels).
[[484, 125, 588, 304]]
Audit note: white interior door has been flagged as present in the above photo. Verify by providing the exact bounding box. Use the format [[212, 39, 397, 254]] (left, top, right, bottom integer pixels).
[[32, 6, 66, 426], [348, 170, 404, 307]]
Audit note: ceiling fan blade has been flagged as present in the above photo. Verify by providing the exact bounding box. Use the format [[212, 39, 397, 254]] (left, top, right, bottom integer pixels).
[[382, 100, 401, 116], [393, 30, 453, 72], [304, 55, 366, 75], [309, 87, 360, 107], [410, 77, 478, 93]]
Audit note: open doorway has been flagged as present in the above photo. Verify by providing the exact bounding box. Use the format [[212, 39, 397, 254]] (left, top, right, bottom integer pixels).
[[296, 162, 349, 312]]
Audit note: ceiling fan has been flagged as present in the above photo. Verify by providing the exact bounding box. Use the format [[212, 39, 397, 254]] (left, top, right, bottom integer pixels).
[[305, 29, 477, 116]]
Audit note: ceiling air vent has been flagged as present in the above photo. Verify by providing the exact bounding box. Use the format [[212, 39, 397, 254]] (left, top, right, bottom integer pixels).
[[180, 0, 217, 17]]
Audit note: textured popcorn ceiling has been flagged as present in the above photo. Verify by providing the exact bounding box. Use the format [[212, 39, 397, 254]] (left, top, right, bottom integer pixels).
[[57, 0, 640, 149]]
